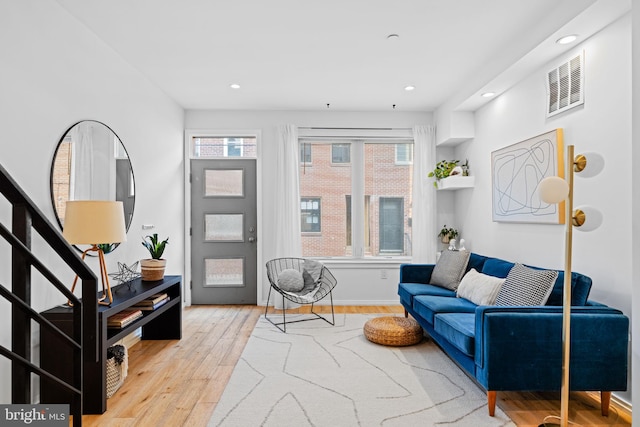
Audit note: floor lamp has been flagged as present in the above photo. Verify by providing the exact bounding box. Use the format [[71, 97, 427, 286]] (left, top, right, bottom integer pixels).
[[63, 200, 127, 306], [538, 145, 595, 427]]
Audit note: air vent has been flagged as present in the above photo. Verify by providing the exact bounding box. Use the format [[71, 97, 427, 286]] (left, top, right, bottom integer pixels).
[[546, 52, 584, 117]]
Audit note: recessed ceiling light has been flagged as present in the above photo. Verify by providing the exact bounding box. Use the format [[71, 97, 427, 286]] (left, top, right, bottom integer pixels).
[[230, 83, 241, 89], [556, 34, 578, 45], [404, 85, 415, 91], [481, 92, 495, 98], [386, 34, 399, 40]]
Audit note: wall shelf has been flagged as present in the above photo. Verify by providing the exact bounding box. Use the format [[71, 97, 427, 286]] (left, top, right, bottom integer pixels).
[[436, 176, 475, 190]]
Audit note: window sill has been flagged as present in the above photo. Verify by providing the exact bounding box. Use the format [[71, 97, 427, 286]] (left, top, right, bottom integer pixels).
[[308, 257, 411, 269]]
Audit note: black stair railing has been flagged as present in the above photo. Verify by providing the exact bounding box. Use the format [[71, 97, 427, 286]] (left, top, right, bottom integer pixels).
[[0, 163, 97, 427]]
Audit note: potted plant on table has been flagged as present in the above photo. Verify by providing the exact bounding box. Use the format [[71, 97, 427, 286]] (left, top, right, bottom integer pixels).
[[140, 233, 169, 281], [438, 225, 458, 244]]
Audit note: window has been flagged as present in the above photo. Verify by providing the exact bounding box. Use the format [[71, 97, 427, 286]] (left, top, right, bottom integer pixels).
[[300, 143, 312, 163], [301, 197, 321, 232], [331, 144, 350, 164], [191, 136, 257, 158], [395, 144, 413, 164], [299, 139, 413, 258]]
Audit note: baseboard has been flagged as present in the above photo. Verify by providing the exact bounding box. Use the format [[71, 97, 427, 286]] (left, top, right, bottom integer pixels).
[[260, 299, 402, 306]]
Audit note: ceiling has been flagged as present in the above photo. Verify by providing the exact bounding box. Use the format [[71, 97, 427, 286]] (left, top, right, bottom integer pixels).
[[55, 0, 629, 112]]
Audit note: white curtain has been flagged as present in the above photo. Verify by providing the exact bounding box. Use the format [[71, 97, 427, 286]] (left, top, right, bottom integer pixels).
[[274, 124, 302, 258], [411, 125, 437, 263]]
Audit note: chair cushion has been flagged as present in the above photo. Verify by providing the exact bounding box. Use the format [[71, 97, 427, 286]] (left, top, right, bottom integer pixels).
[[430, 250, 471, 291], [456, 269, 504, 306], [494, 263, 557, 306], [277, 269, 304, 292], [413, 295, 477, 325], [434, 313, 476, 357]]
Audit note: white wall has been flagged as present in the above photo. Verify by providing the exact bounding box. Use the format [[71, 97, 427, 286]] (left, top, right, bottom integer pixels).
[[185, 110, 431, 305], [0, 1, 184, 403], [454, 15, 632, 403], [631, 0, 639, 420]]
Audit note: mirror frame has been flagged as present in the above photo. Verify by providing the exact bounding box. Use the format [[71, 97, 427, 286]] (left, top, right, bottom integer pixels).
[[50, 120, 135, 253]]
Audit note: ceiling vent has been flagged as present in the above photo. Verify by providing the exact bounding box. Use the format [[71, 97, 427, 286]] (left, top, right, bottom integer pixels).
[[546, 52, 584, 117]]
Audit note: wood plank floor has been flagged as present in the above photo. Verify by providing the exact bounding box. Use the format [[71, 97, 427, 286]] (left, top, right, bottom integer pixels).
[[81, 305, 631, 426]]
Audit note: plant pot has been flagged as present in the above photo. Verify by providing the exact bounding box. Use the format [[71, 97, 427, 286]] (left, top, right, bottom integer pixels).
[[140, 259, 166, 281], [441, 236, 450, 244]]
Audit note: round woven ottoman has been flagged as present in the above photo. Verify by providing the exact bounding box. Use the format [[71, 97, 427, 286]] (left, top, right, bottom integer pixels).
[[363, 316, 423, 346]]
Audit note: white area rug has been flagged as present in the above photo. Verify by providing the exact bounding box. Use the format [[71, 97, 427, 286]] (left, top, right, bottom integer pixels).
[[209, 314, 515, 427]]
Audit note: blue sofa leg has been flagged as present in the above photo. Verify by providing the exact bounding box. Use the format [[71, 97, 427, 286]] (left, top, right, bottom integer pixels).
[[601, 391, 611, 416], [404, 309, 408, 318]]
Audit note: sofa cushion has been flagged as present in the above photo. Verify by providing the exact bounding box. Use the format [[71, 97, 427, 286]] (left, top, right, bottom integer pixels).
[[434, 313, 476, 357], [456, 269, 505, 306], [494, 263, 558, 306], [431, 250, 471, 291], [398, 283, 456, 306], [413, 295, 477, 325], [481, 258, 515, 279], [546, 271, 592, 306], [467, 253, 490, 275]]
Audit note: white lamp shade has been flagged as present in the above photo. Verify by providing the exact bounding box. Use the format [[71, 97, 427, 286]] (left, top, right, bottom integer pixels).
[[63, 200, 127, 245], [538, 176, 569, 204]]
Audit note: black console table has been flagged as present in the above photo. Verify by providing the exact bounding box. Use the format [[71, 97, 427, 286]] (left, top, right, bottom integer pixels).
[[40, 275, 182, 414]]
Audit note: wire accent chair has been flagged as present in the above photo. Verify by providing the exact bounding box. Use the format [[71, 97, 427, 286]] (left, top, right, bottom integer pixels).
[[265, 258, 337, 332]]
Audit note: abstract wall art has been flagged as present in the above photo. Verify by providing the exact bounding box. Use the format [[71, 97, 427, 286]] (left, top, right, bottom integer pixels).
[[491, 129, 565, 224]]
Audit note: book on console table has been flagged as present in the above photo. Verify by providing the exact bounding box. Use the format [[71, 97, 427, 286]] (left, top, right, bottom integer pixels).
[[133, 292, 168, 306], [132, 295, 170, 311], [107, 309, 143, 328]]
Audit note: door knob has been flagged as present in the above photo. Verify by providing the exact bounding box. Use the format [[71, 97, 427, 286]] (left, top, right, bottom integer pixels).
[[248, 237, 256, 243]]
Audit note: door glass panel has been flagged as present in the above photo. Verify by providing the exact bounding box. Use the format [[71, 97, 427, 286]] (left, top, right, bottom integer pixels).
[[205, 169, 243, 196], [205, 258, 244, 286], [205, 214, 243, 241]]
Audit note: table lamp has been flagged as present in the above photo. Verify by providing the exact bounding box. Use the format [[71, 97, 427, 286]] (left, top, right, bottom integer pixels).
[[63, 200, 127, 305]]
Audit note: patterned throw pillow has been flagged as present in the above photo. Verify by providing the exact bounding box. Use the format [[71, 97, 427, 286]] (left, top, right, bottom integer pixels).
[[277, 269, 304, 292], [494, 263, 558, 306], [430, 250, 471, 291], [456, 268, 505, 306]]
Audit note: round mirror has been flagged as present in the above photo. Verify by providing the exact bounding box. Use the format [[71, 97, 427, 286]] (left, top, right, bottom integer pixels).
[[50, 120, 135, 252]]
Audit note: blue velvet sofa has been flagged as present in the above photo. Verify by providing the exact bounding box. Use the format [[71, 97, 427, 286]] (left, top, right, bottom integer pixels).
[[398, 252, 629, 416]]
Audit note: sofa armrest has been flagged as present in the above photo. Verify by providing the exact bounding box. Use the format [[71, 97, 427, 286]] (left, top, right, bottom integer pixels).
[[474, 306, 629, 392], [399, 263, 435, 284]]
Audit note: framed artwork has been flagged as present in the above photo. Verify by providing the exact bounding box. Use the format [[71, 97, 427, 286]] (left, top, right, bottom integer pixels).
[[491, 129, 565, 224]]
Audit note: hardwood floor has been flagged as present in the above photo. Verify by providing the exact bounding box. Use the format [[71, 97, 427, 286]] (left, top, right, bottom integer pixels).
[[82, 305, 631, 426]]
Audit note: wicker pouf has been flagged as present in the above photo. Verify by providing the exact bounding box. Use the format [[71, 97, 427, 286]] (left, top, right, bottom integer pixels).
[[363, 316, 423, 346]]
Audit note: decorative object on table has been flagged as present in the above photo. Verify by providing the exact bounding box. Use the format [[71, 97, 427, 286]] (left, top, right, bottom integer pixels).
[[106, 344, 128, 398], [537, 145, 602, 427], [448, 238, 457, 251], [438, 225, 458, 244], [109, 261, 141, 290], [428, 160, 460, 187], [63, 200, 127, 306], [491, 129, 564, 224], [458, 238, 466, 251], [140, 233, 169, 281]]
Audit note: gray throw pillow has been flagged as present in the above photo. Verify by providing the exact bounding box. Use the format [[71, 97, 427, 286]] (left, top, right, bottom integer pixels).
[[430, 250, 471, 291], [277, 269, 304, 292], [494, 263, 558, 306]]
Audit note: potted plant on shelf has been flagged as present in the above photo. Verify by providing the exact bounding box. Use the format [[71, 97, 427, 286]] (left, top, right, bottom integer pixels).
[[140, 233, 169, 281], [438, 225, 459, 244], [428, 160, 460, 187]]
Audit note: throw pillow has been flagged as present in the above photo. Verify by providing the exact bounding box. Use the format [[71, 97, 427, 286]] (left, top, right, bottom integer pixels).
[[456, 268, 505, 306], [299, 269, 318, 294], [430, 250, 471, 291], [277, 269, 304, 292], [494, 263, 558, 306]]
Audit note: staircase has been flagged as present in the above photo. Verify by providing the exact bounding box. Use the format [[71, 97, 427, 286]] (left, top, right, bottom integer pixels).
[[0, 164, 97, 427]]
